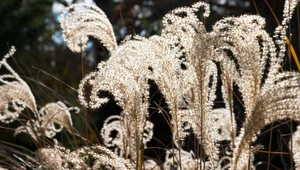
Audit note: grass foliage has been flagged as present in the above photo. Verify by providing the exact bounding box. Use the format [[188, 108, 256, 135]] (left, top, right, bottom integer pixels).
[[0, 0, 300, 169]]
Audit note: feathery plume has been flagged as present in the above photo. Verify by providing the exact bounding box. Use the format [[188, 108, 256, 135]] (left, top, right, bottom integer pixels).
[[15, 101, 77, 141], [60, 0, 300, 169], [0, 47, 37, 123], [61, 3, 117, 53]]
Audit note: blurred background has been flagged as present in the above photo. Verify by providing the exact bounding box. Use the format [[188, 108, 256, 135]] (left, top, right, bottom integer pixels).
[[0, 0, 299, 169]]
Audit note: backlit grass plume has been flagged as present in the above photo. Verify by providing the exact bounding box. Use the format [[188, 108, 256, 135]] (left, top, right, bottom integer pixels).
[[60, 0, 300, 169], [0, 0, 299, 169], [0, 47, 37, 123]]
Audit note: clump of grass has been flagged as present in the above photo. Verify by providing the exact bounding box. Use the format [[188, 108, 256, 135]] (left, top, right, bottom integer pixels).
[[0, 0, 300, 169]]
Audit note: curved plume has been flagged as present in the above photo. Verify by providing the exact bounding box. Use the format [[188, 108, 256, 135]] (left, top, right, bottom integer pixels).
[[211, 15, 279, 120], [232, 72, 300, 169], [0, 47, 37, 123], [61, 3, 117, 53], [63, 0, 300, 169], [282, 0, 300, 25], [15, 101, 77, 141], [162, 1, 221, 166], [162, 1, 210, 57], [0, 81, 36, 123], [77, 35, 183, 162]]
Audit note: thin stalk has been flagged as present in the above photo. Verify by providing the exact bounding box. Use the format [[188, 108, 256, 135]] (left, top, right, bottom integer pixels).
[[199, 81, 203, 170], [252, 0, 259, 14], [132, 101, 141, 170], [286, 38, 300, 71], [226, 73, 235, 148], [290, 120, 293, 169], [267, 123, 274, 170], [198, 66, 205, 170], [248, 143, 251, 170], [171, 122, 175, 167], [139, 121, 146, 170], [175, 104, 182, 170], [136, 125, 140, 170], [194, 133, 199, 170]]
